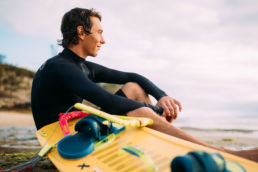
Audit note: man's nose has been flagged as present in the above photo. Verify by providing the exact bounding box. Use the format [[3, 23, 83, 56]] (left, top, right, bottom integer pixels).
[[100, 36, 105, 44]]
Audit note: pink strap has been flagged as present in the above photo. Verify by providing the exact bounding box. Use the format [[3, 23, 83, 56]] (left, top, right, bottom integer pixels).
[[58, 111, 90, 135]]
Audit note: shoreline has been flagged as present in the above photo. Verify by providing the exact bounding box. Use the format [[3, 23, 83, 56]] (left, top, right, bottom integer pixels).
[[183, 128, 258, 150]]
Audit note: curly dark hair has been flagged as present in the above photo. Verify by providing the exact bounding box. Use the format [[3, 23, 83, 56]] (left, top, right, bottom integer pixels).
[[59, 8, 102, 48]]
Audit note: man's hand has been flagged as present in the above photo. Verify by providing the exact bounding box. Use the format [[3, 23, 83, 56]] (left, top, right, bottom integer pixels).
[[156, 96, 182, 123]]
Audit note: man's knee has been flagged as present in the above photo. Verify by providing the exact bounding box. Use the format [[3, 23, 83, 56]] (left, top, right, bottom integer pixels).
[[121, 82, 146, 99], [122, 82, 145, 95], [122, 82, 143, 92]]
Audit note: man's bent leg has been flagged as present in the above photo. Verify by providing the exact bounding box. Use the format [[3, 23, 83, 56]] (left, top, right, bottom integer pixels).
[[127, 107, 222, 149], [127, 107, 258, 162], [120, 83, 220, 148], [120, 82, 258, 162], [121, 83, 228, 149]]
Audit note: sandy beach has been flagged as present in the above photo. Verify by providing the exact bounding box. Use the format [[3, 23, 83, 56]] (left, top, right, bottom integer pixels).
[[0, 111, 35, 127], [0, 111, 39, 153]]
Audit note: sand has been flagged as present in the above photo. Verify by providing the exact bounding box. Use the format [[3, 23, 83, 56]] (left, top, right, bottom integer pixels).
[[0, 111, 35, 127]]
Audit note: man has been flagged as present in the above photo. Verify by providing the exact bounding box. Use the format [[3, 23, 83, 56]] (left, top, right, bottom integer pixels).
[[31, 8, 257, 162]]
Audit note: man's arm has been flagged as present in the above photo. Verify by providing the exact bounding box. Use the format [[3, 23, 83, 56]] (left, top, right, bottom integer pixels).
[[86, 61, 182, 122], [55, 61, 146, 115], [86, 61, 167, 100]]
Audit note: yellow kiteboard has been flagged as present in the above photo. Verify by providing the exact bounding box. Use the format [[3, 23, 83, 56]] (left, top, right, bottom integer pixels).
[[36, 104, 258, 172]]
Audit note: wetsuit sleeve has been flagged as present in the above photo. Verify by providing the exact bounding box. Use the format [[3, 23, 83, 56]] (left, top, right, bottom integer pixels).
[[86, 61, 167, 100], [54, 61, 145, 115]]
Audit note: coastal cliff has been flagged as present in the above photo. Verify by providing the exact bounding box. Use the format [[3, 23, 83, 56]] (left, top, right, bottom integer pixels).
[[0, 63, 34, 111]]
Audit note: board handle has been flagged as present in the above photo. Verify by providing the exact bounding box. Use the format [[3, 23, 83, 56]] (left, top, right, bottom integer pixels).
[[74, 103, 153, 127]]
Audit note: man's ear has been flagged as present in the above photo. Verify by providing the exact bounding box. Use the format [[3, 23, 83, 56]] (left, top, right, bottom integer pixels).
[[77, 26, 85, 40]]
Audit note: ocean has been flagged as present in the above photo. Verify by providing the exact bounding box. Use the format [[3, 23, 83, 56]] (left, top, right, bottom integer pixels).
[[173, 116, 258, 149]]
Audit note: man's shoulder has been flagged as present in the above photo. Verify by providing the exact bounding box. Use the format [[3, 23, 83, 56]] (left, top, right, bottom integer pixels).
[[36, 55, 68, 73], [84, 60, 107, 70], [84, 60, 97, 66], [45, 54, 76, 68], [47, 54, 66, 64]]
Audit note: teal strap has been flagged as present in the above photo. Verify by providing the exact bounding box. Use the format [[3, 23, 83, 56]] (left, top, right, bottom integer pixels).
[[189, 151, 225, 172]]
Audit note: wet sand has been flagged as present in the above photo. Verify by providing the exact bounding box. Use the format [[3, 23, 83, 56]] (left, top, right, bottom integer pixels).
[[183, 128, 258, 150], [0, 111, 39, 154]]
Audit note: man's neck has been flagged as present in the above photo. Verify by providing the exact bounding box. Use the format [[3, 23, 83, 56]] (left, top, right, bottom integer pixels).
[[68, 45, 87, 59]]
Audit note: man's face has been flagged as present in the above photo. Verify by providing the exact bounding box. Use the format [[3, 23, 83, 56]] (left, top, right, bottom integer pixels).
[[82, 17, 105, 57]]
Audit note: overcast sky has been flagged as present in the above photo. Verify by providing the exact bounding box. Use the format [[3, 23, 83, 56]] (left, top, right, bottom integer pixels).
[[0, 0, 258, 124]]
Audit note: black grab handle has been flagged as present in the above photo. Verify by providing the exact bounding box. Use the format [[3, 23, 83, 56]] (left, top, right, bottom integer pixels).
[[143, 103, 164, 115]]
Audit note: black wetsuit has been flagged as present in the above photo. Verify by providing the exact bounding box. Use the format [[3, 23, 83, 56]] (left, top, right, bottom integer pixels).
[[31, 48, 167, 129]]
